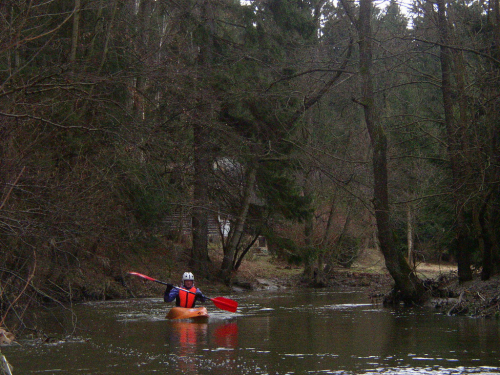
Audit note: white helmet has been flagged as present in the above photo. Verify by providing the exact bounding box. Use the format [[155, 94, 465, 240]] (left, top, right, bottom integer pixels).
[[182, 272, 194, 282]]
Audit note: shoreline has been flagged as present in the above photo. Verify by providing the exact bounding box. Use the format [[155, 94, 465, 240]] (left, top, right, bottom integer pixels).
[[99, 247, 500, 320], [4, 248, 498, 340], [228, 252, 500, 319]]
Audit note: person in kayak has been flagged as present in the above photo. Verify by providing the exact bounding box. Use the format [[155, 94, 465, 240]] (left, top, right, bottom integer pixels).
[[164, 271, 207, 308]]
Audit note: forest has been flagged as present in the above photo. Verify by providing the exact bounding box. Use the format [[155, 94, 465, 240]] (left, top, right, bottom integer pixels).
[[1, 0, 499, 331]]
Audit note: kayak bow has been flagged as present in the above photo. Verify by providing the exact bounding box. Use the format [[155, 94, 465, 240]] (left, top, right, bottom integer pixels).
[[166, 306, 209, 320]]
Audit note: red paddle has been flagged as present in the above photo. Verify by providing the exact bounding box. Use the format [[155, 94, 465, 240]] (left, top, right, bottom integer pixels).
[[128, 271, 238, 313]]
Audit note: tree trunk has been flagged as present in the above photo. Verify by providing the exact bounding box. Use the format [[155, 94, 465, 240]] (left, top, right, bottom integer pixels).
[[491, 0, 500, 54], [301, 166, 326, 285], [435, 0, 473, 282], [190, 0, 216, 278], [407, 203, 414, 269], [302, 205, 317, 282], [191, 122, 211, 278], [78, 0, 118, 119], [133, 0, 153, 118], [487, 191, 500, 276], [98, 0, 118, 72], [233, 231, 261, 271], [479, 189, 494, 280], [355, 0, 426, 304], [220, 166, 257, 282], [70, 0, 81, 64]]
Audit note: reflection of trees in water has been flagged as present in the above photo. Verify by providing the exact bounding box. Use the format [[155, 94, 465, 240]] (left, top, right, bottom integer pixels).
[[379, 312, 500, 367]]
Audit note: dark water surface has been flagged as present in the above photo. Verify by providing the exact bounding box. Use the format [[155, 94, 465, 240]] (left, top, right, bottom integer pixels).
[[4, 289, 500, 374]]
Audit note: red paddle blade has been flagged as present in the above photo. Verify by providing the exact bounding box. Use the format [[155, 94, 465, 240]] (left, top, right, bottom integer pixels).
[[211, 296, 238, 313], [128, 272, 156, 282]]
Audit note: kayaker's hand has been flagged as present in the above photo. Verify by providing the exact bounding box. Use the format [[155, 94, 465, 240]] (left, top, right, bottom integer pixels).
[[165, 284, 173, 293], [196, 291, 204, 299]]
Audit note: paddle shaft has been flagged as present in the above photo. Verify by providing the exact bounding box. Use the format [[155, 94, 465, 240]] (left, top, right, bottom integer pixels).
[[128, 272, 198, 296]]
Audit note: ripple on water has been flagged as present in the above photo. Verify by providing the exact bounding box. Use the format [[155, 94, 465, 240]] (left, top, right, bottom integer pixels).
[[358, 366, 500, 374], [6, 291, 499, 375], [319, 303, 374, 310], [115, 312, 165, 322], [16, 336, 89, 348]]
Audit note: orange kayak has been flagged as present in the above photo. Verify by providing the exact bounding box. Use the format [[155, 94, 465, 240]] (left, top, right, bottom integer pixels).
[[166, 306, 209, 320]]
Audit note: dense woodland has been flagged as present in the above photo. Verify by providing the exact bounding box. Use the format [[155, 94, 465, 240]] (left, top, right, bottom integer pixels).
[[1, 0, 499, 330]]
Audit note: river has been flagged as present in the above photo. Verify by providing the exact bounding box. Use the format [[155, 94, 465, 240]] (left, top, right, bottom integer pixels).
[[3, 289, 500, 374]]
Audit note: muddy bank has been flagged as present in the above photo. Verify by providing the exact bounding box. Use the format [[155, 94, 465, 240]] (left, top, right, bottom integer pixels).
[[425, 273, 500, 318]]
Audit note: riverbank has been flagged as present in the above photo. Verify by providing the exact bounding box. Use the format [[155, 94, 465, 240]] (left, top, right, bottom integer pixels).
[[73, 245, 500, 319], [2, 245, 499, 346], [430, 273, 500, 318], [230, 248, 500, 319]]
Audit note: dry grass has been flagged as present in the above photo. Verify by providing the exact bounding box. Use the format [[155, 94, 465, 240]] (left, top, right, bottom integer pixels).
[[230, 247, 458, 287], [351, 247, 457, 279], [237, 255, 303, 280]]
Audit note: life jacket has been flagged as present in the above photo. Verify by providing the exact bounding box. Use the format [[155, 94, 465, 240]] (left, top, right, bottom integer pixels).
[[177, 287, 197, 308]]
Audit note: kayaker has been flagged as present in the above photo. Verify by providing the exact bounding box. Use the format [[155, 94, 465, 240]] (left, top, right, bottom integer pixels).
[[164, 272, 207, 308]]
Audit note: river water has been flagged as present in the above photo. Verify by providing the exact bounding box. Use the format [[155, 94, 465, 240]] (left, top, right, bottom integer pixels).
[[4, 289, 500, 374]]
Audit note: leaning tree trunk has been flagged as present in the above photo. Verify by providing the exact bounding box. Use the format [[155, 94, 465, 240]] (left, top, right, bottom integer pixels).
[[220, 166, 257, 283], [354, 0, 427, 304]]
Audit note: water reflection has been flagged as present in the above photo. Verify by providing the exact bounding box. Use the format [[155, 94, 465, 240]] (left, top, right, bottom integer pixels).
[[168, 321, 208, 374], [208, 323, 239, 374], [3, 291, 500, 374], [376, 308, 500, 369], [213, 322, 238, 348], [165, 321, 240, 374]]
